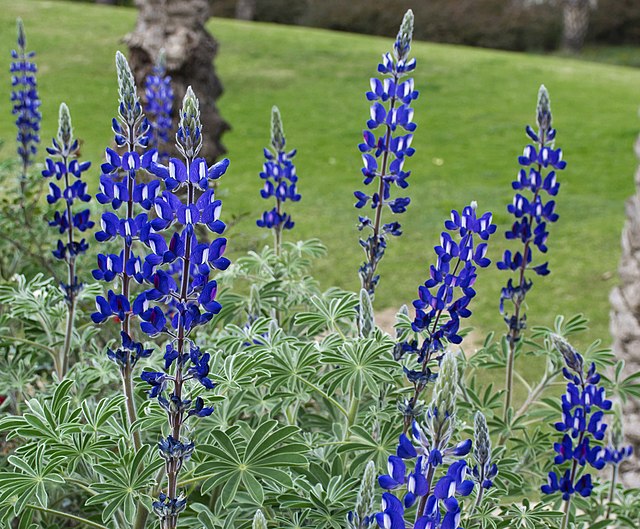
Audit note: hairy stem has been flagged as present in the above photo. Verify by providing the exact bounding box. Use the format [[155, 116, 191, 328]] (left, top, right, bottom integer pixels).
[[606, 464, 618, 519], [26, 504, 109, 529]]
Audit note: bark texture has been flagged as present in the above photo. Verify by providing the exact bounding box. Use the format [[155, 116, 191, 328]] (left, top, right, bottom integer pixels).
[[610, 133, 640, 487], [235, 0, 256, 20], [561, 0, 592, 52], [124, 0, 229, 161]]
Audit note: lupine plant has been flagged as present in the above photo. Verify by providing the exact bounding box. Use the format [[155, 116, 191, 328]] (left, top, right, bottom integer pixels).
[[10, 18, 41, 217], [542, 335, 612, 529], [92, 51, 154, 451], [396, 203, 495, 432], [3, 9, 640, 529], [42, 102, 93, 377], [498, 85, 565, 418], [256, 106, 300, 255], [355, 9, 418, 296], [144, 49, 174, 162], [139, 86, 230, 529]]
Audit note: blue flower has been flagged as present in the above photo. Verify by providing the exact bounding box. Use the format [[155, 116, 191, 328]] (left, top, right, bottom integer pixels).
[[498, 85, 565, 334], [397, 203, 494, 400], [356, 10, 418, 296], [257, 106, 300, 248], [542, 335, 614, 503], [11, 19, 41, 176]]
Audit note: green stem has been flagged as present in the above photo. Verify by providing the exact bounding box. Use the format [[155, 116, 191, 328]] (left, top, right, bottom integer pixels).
[[347, 388, 359, 429], [606, 464, 618, 519], [0, 334, 56, 356], [26, 504, 109, 529], [560, 496, 572, 529]]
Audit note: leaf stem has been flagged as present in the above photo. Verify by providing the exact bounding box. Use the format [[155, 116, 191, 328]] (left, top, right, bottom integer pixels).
[[26, 504, 109, 529]]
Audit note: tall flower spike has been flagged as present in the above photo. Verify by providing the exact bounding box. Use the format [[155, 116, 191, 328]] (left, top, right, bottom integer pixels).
[[542, 335, 613, 528], [43, 102, 93, 377], [11, 18, 41, 196], [256, 105, 300, 254], [498, 85, 565, 418], [93, 51, 154, 452], [142, 87, 230, 529], [144, 49, 174, 162], [398, 202, 495, 430], [355, 9, 419, 296], [348, 461, 377, 529]]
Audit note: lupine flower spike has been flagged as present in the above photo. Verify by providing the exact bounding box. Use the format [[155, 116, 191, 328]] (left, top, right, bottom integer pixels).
[[377, 353, 474, 529], [43, 103, 93, 377], [397, 202, 495, 431], [498, 85, 565, 419], [92, 51, 154, 451], [144, 49, 174, 162], [469, 411, 497, 514], [542, 335, 612, 529], [604, 401, 633, 518], [356, 9, 419, 296], [348, 461, 378, 529], [141, 86, 230, 529], [256, 105, 300, 255], [10, 18, 41, 219]]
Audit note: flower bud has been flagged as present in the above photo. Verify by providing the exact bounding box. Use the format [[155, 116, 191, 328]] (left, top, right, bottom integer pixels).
[[536, 84, 552, 138], [271, 105, 286, 152], [115, 50, 141, 124], [474, 411, 491, 467], [550, 333, 583, 374], [17, 18, 26, 49], [427, 352, 458, 445], [57, 102, 73, 149], [177, 85, 203, 158], [394, 10, 414, 62], [253, 510, 268, 529]]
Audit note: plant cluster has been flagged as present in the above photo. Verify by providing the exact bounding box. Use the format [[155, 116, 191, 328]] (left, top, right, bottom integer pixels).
[[0, 11, 639, 529]]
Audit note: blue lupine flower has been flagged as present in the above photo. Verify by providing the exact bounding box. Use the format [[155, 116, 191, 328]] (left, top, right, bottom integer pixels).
[[397, 202, 495, 423], [542, 335, 613, 512], [137, 86, 229, 528], [144, 50, 174, 162], [43, 103, 93, 304], [356, 10, 418, 296], [498, 86, 566, 414], [11, 19, 41, 181], [256, 106, 300, 253]]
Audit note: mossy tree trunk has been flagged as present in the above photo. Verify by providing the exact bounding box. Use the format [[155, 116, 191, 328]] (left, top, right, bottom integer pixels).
[[610, 134, 640, 487], [124, 0, 230, 161]]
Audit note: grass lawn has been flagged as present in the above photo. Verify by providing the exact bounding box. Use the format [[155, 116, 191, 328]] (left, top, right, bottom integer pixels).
[[3, 0, 640, 353]]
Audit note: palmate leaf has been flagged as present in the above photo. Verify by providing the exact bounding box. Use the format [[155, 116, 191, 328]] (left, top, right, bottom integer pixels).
[[338, 421, 402, 468], [0, 379, 82, 444], [294, 290, 358, 335], [319, 338, 398, 398], [0, 444, 65, 516], [86, 443, 161, 523], [195, 420, 308, 507], [278, 474, 356, 529], [257, 342, 320, 395]]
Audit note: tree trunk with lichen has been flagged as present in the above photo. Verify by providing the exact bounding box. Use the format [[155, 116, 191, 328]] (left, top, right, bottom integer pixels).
[[561, 0, 592, 53], [609, 133, 640, 487], [124, 0, 229, 161]]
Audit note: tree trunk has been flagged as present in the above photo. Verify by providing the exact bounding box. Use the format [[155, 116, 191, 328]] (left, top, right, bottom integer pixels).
[[610, 134, 640, 487], [124, 0, 230, 162], [561, 0, 591, 53], [235, 0, 256, 20]]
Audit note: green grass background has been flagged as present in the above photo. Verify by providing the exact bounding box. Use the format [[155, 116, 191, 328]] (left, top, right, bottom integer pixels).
[[3, 0, 640, 351]]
